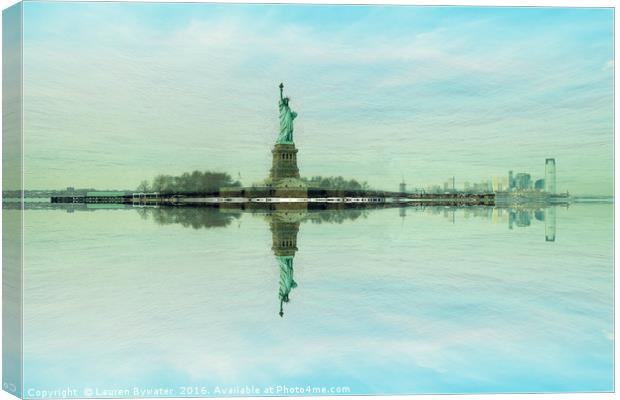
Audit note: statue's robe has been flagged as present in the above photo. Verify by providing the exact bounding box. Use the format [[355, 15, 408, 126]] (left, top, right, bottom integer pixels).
[[277, 256, 297, 303], [277, 99, 297, 144]]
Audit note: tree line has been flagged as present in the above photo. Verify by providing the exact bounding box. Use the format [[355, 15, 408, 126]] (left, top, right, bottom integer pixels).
[[301, 176, 370, 190], [136, 171, 370, 193], [137, 171, 241, 194]]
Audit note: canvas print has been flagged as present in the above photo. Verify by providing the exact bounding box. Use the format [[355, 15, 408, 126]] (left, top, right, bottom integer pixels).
[[2, 1, 614, 398]]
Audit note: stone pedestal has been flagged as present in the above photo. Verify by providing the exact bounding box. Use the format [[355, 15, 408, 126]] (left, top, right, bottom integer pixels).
[[270, 143, 300, 180], [268, 143, 307, 196]]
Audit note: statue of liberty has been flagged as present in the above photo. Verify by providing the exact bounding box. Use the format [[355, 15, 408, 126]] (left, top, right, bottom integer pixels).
[[276, 83, 297, 144]]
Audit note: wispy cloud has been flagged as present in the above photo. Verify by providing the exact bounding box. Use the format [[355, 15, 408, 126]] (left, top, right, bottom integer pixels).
[[21, 3, 613, 195]]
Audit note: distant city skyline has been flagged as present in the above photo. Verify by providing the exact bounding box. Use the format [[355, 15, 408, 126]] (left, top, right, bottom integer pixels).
[[16, 3, 613, 195]]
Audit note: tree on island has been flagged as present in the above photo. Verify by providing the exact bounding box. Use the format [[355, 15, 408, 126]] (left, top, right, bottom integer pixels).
[[138, 171, 241, 194], [301, 176, 370, 191], [137, 180, 150, 193]]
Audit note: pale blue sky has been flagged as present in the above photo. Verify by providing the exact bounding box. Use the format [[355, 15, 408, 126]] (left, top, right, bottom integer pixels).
[[20, 2, 613, 195]]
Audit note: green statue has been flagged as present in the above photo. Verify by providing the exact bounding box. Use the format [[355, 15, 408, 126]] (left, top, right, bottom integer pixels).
[[276, 83, 297, 144]]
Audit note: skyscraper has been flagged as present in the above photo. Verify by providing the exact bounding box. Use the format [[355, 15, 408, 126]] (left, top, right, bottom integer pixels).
[[514, 173, 532, 190], [534, 178, 545, 191], [545, 158, 557, 194]]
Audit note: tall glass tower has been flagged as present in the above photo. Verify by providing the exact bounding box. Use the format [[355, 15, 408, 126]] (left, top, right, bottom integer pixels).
[[545, 158, 557, 194]]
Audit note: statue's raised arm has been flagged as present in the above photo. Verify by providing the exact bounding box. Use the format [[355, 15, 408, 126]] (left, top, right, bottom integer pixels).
[[276, 83, 297, 145]]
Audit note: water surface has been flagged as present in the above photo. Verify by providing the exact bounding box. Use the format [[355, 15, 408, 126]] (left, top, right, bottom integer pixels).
[[17, 203, 613, 396]]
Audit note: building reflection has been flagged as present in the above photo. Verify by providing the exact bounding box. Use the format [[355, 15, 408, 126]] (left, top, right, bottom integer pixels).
[[405, 204, 560, 242], [545, 206, 557, 242], [507, 207, 557, 241]]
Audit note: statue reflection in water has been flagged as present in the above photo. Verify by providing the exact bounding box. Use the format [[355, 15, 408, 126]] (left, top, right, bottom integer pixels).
[[269, 206, 305, 318]]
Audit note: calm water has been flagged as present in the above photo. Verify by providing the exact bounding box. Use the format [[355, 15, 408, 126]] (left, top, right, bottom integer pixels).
[[16, 203, 613, 396]]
